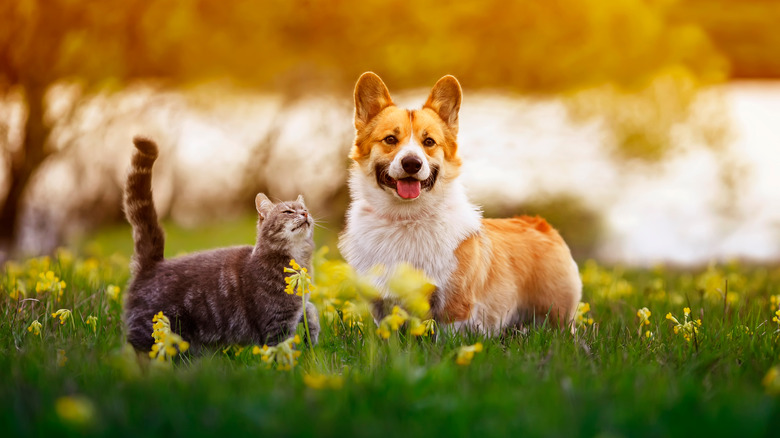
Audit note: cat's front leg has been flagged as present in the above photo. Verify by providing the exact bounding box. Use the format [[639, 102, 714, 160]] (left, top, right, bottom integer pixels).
[[302, 302, 320, 346]]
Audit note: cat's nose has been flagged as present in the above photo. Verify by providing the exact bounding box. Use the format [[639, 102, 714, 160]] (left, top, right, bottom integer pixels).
[[302, 212, 308, 220]]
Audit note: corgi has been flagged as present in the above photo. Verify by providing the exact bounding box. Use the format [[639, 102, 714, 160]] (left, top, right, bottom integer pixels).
[[338, 72, 582, 333]]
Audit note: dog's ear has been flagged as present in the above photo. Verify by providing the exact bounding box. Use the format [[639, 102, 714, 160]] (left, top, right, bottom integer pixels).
[[255, 193, 274, 220], [424, 75, 462, 133], [354, 72, 394, 131]]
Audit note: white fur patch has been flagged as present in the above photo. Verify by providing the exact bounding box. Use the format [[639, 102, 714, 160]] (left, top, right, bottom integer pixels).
[[339, 166, 482, 297]]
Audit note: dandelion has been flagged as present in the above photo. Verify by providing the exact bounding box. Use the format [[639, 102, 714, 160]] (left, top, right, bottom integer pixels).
[[149, 311, 190, 363], [51, 309, 72, 325], [57, 349, 68, 367], [252, 335, 302, 371], [28, 320, 42, 337], [455, 342, 484, 366], [666, 308, 702, 342], [376, 306, 409, 339], [106, 285, 121, 302], [304, 373, 344, 390], [574, 302, 594, 329], [85, 316, 98, 334], [55, 395, 95, 427], [284, 259, 314, 346], [762, 366, 780, 395]]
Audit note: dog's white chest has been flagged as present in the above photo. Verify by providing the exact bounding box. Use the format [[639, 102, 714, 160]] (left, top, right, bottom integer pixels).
[[339, 187, 481, 295]]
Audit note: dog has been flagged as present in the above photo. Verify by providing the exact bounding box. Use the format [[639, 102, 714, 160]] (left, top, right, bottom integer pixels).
[[338, 72, 582, 333]]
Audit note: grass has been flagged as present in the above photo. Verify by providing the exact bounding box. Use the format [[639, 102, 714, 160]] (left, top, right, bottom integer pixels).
[[2, 224, 780, 437]]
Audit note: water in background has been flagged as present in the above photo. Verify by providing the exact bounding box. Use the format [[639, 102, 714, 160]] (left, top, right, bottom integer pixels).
[[3, 82, 778, 265]]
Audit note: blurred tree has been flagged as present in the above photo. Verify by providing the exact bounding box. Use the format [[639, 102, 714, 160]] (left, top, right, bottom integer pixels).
[[0, 0, 750, 257]]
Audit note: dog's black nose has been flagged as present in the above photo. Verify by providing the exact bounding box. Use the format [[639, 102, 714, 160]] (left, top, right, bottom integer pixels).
[[401, 155, 423, 175]]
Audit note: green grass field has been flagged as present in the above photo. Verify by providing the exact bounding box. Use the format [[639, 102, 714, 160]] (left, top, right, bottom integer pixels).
[[2, 221, 780, 437]]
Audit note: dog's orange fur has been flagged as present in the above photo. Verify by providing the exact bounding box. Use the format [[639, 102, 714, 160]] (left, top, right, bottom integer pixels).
[[341, 72, 581, 333], [443, 216, 580, 329]]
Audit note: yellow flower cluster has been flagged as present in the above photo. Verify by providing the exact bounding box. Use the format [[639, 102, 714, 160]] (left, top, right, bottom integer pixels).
[[284, 259, 313, 297], [387, 263, 435, 318], [85, 315, 98, 333], [455, 342, 483, 366], [772, 310, 780, 328], [581, 260, 635, 300], [637, 307, 653, 339], [149, 311, 190, 363], [575, 302, 595, 329], [36, 271, 66, 300], [51, 309, 72, 325], [252, 335, 302, 371], [304, 372, 344, 390], [106, 285, 121, 302], [665, 307, 702, 342], [376, 306, 409, 339], [27, 320, 42, 336]]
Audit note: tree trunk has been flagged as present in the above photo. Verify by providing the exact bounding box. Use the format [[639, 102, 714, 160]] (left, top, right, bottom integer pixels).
[[0, 84, 51, 260]]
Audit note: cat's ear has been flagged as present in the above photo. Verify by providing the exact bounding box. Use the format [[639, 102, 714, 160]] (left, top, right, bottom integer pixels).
[[424, 75, 462, 133], [295, 194, 305, 206], [255, 193, 274, 219], [354, 72, 394, 131]]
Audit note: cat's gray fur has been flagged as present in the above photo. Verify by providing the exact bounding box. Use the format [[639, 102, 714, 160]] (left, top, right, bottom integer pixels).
[[123, 136, 319, 352]]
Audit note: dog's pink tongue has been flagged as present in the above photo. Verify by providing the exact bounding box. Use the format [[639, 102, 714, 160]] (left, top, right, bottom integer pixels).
[[397, 179, 421, 199]]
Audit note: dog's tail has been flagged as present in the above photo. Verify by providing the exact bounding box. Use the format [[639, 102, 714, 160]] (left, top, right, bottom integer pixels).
[[124, 136, 165, 275]]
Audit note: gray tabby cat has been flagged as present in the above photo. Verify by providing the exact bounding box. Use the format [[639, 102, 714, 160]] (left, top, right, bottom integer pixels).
[[123, 136, 319, 352]]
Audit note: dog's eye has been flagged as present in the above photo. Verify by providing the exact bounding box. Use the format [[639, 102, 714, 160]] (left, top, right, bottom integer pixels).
[[423, 138, 436, 147], [383, 135, 398, 145]]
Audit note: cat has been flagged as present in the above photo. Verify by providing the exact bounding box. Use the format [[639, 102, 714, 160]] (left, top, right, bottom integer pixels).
[[123, 136, 319, 353]]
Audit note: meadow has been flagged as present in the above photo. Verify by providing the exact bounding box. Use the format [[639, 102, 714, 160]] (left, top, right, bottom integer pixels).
[[2, 221, 780, 437]]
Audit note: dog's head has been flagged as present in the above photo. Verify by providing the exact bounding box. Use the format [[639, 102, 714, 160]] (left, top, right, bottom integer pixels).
[[349, 72, 463, 211]]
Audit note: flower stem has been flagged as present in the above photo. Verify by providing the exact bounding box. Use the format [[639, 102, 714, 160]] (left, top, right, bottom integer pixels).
[[302, 292, 311, 349]]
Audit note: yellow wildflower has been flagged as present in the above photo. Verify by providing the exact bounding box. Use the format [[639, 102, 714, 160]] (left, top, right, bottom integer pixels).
[[763, 366, 780, 395], [28, 320, 43, 337], [284, 259, 314, 297], [57, 349, 68, 367], [455, 342, 484, 366], [85, 316, 98, 334], [387, 263, 435, 318], [574, 302, 594, 329], [376, 306, 409, 339], [252, 336, 302, 371], [304, 373, 344, 390], [771, 294, 780, 309], [149, 311, 190, 363], [637, 307, 651, 326], [8, 279, 26, 300], [773, 310, 780, 326], [55, 395, 95, 427], [106, 285, 121, 301], [666, 308, 702, 342], [51, 309, 72, 325], [410, 318, 436, 337], [36, 271, 66, 299]]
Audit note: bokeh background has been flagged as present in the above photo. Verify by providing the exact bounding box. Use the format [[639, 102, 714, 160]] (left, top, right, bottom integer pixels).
[[1, 0, 778, 265]]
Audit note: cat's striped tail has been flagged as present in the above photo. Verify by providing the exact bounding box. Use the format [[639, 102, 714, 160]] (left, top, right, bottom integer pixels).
[[124, 136, 165, 274]]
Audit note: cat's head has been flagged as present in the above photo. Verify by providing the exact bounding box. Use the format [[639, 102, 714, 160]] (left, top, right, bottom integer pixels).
[[255, 193, 314, 244]]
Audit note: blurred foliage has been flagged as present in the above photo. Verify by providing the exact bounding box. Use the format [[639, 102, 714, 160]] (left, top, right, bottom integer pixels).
[[0, 0, 740, 94], [672, 0, 780, 79]]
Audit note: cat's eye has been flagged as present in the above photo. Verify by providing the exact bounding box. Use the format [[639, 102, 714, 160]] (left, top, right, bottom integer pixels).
[[384, 135, 398, 145], [423, 137, 436, 147], [283, 210, 294, 214]]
